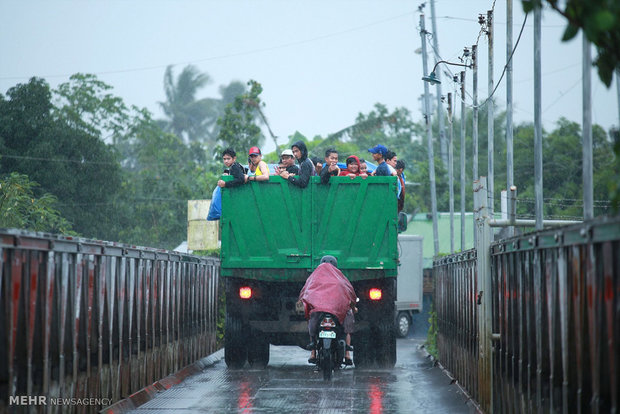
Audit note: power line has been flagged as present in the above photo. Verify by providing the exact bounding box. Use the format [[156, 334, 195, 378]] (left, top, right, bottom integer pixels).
[[437, 15, 564, 27], [474, 11, 528, 109]]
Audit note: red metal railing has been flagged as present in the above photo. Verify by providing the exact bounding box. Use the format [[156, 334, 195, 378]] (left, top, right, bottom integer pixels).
[[434, 215, 620, 413], [433, 249, 479, 404], [490, 217, 619, 413], [0, 229, 220, 412]]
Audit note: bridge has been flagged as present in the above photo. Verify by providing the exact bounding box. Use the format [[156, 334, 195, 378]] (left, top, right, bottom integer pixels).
[[0, 208, 618, 412]]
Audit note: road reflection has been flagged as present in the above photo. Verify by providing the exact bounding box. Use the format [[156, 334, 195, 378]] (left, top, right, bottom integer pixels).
[[238, 380, 253, 413], [368, 377, 384, 414]]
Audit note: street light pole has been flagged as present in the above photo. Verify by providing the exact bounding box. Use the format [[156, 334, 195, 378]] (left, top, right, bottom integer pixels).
[[430, 0, 448, 168], [448, 92, 454, 254], [617, 69, 620, 127], [420, 14, 440, 256], [534, 4, 543, 229], [583, 34, 593, 220], [472, 44, 479, 245], [487, 9, 495, 218], [460, 71, 466, 251], [506, 0, 514, 236], [421, 53, 473, 254]]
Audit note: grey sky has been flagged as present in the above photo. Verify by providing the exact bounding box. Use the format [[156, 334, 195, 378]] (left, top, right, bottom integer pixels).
[[1, 0, 618, 153]]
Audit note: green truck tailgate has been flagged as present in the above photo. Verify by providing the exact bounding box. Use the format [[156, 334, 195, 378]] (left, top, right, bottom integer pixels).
[[220, 175, 397, 281]]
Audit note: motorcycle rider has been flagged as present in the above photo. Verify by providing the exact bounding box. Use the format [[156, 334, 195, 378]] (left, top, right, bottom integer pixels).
[[299, 255, 356, 366]]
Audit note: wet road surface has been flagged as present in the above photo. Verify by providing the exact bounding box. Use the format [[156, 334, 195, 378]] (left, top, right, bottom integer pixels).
[[127, 336, 477, 413]]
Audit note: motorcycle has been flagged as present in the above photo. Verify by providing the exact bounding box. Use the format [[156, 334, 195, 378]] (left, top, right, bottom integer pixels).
[[309, 312, 347, 380]]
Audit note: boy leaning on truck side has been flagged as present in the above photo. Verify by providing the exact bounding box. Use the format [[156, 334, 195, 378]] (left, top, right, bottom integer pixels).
[[217, 148, 246, 188]]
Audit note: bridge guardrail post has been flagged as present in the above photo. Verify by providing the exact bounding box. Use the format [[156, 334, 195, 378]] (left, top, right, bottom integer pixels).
[[474, 177, 493, 412]]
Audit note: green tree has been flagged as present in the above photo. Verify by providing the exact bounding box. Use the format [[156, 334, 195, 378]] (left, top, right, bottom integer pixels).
[[115, 109, 217, 249], [0, 172, 74, 234], [54, 73, 129, 144], [523, 0, 620, 86], [0, 77, 123, 240], [216, 80, 265, 152], [159, 65, 219, 145]]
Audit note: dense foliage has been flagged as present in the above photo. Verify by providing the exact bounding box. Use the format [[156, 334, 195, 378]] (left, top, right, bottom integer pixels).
[[523, 0, 620, 87], [0, 64, 616, 249], [0, 172, 74, 234]]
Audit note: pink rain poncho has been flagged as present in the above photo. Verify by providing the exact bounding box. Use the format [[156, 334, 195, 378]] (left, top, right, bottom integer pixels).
[[298, 263, 357, 324]]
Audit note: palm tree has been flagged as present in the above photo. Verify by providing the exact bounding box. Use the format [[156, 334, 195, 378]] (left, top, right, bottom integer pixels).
[[159, 65, 217, 144]]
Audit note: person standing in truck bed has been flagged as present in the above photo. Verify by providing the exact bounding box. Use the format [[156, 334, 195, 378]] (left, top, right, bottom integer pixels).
[[276, 148, 299, 175], [368, 144, 391, 176], [247, 146, 270, 182], [279, 140, 315, 188], [339, 155, 367, 179], [217, 148, 246, 188], [320, 148, 340, 184]]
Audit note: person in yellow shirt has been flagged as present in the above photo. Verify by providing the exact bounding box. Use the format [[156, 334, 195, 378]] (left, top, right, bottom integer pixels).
[[246, 146, 270, 182]]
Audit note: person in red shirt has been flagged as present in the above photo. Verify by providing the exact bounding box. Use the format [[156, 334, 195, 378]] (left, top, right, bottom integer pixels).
[[338, 155, 367, 179]]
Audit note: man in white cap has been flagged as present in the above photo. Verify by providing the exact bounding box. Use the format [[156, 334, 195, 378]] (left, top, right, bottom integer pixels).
[[275, 148, 300, 175]]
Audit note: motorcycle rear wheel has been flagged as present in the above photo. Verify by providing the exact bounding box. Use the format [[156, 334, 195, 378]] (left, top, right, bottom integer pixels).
[[320, 348, 333, 380]]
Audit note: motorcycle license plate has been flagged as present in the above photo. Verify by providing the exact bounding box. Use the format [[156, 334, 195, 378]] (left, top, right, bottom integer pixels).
[[319, 331, 336, 339]]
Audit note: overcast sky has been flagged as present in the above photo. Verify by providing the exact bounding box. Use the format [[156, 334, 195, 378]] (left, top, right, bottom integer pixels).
[[2, 0, 618, 153]]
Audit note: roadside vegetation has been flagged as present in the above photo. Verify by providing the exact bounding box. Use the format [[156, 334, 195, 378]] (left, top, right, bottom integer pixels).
[[0, 64, 617, 248]]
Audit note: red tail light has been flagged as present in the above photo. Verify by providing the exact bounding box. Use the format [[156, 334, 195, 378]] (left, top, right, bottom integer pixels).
[[369, 288, 382, 301], [239, 286, 252, 299], [320, 316, 336, 328]]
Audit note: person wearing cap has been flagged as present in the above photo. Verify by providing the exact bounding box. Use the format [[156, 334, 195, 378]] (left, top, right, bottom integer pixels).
[[280, 140, 315, 188], [368, 144, 391, 176], [275, 148, 299, 175], [246, 146, 270, 182]]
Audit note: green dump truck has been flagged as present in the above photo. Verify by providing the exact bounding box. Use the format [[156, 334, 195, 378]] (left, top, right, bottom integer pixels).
[[220, 175, 398, 368]]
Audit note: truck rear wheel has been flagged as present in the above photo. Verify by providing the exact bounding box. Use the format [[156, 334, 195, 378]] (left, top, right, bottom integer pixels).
[[352, 331, 372, 368], [377, 323, 396, 368], [247, 334, 270, 368], [224, 313, 247, 368]]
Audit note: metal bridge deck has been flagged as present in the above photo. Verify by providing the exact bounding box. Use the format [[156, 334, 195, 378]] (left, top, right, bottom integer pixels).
[[124, 337, 477, 413]]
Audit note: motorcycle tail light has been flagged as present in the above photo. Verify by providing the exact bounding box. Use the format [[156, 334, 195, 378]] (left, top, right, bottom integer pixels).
[[369, 288, 382, 301], [320, 317, 336, 328], [239, 286, 252, 299]]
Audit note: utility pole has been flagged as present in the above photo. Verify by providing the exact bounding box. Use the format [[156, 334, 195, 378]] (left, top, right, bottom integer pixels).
[[487, 10, 495, 218], [583, 34, 593, 220], [617, 69, 620, 126], [506, 0, 514, 236], [420, 14, 440, 256], [472, 44, 479, 245], [448, 92, 455, 254], [460, 71, 466, 250], [430, 0, 448, 168], [534, 5, 543, 229]]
